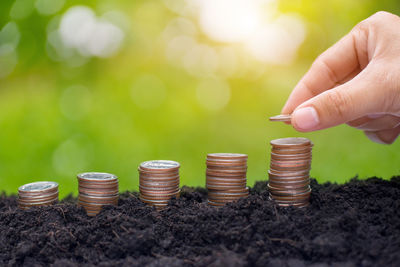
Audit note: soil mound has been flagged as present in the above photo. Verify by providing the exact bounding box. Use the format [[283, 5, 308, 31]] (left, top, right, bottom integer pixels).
[[1, 177, 400, 266]]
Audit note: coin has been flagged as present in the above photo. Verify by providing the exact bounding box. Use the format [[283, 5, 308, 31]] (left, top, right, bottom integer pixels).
[[268, 137, 313, 207], [78, 172, 117, 181], [207, 200, 225, 206], [268, 181, 310, 190], [77, 172, 119, 216], [139, 160, 181, 210], [269, 114, 292, 123], [139, 187, 180, 194], [206, 184, 247, 191], [18, 181, 59, 210], [270, 137, 312, 147], [269, 171, 310, 179], [207, 153, 248, 159], [140, 160, 180, 172], [270, 153, 312, 161], [140, 192, 180, 200], [206, 172, 247, 177], [206, 177, 247, 183], [19, 181, 58, 192], [138, 171, 179, 178], [208, 188, 249, 199], [270, 199, 309, 207], [139, 180, 180, 187]]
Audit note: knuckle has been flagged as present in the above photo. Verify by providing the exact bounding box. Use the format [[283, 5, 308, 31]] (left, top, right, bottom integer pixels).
[[354, 18, 370, 33], [323, 90, 352, 120], [359, 11, 399, 30], [373, 11, 392, 18], [377, 70, 400, 112], [352, 21, 369, 40], [353, 18, 376, 40], [372, 11, 397, 20], [312, 58, 338, 85], [300, 79, 318, 97], [354, 11, 398, 35], [352, 11, 400, 40]]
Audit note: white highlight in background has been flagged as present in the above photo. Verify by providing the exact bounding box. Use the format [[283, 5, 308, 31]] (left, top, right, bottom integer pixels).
[[164, 0, 306, 66], [198, 0, 263, 43], [0, 22, 20, 78], [246, 14, 306, 64], [58, 6, 124, 58]]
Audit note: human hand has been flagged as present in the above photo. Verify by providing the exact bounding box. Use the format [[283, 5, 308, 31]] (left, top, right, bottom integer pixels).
[[282, 11, 400, 144]]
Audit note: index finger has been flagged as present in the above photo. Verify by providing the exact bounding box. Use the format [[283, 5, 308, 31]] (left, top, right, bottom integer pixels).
[[281, 26, 368, 114]]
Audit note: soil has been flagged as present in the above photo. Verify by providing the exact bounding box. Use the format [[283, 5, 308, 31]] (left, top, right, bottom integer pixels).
[[1, 177, 400, 267]]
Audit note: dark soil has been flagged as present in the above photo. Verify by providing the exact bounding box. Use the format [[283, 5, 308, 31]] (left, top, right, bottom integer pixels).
[[1, 177, 400, 267]]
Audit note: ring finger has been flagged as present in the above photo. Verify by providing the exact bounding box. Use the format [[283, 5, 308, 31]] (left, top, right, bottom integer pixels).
[[364, 125, 400, 144], [347, 114, 400, 131]]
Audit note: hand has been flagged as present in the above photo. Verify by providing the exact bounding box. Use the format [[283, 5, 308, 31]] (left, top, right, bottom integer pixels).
[[282, 11, 400, 144]]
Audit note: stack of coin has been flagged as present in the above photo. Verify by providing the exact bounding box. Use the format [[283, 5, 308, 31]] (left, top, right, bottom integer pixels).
[[77, 172, 119, 216], [18, 181, 59, 210], [206, 153, 249, 206], [139, 160, 180, 210], [268, 137, 313, 207]]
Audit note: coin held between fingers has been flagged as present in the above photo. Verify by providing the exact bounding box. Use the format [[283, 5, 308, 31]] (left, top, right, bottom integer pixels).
[[269, 114, 292, 123]]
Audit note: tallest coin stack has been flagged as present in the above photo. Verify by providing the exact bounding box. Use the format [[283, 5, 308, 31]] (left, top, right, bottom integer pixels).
[[268, 137, 313, 207]]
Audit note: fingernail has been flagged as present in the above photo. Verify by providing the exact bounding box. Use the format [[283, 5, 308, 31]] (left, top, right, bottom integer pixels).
[[293, 107, 320, 131], [365, 132, 388, 145]]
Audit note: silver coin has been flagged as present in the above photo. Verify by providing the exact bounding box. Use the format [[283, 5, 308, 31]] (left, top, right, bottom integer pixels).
[[270, 137, 312, 147], [269, 114, 292, 122], [140, 160, 180, 170], [18, 181, 58, 192], [77, 172, 117, 181]]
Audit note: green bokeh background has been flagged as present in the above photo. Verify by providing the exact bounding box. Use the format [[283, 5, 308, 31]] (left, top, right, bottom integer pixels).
[[0, 0, 399, 198]]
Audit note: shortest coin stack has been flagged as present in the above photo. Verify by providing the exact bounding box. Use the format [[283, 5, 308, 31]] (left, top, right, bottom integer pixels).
[[18, 181, 59, 210], [77, 172, 119, 216], [206, 153, 249, 207], [139, 160, 180, 210], [268, 137, 313, 207]]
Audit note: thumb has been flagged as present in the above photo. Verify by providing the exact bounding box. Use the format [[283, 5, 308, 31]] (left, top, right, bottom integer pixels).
[[291, 68, 386, 132]]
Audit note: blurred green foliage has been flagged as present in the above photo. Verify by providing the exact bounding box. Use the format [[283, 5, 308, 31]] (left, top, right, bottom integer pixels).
[[0, 0, 400, 197]]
